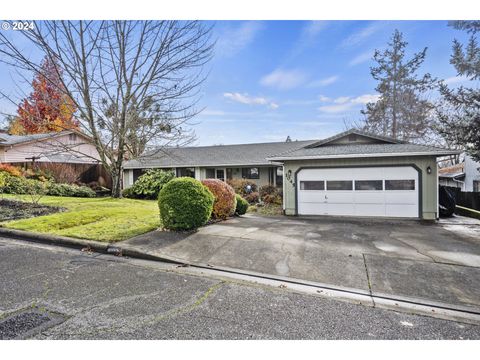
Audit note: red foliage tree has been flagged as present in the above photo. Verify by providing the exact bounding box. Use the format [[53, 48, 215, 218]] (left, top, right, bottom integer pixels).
[[12, 56, 78, 134]]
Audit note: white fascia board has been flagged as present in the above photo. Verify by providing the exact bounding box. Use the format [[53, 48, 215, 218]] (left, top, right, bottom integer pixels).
[[267, 150, 463, 161]]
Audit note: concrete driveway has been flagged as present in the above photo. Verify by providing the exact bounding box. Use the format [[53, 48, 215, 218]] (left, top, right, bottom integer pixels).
[[124, 214, 480, 310]]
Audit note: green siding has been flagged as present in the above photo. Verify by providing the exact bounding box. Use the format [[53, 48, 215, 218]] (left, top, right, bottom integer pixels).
[[283, 156, 438, 220]]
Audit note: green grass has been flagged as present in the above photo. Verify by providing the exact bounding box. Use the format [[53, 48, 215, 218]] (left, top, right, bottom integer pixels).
[[0, 195, 160, 242]]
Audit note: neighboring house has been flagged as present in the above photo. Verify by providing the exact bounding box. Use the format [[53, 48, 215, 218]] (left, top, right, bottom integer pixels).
[[0, 130, 107, 185], [439, 155, 480, 192], [125, 129, 460, 220]]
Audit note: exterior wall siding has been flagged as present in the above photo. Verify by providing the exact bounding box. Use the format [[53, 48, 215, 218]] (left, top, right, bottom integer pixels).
[[282, 156, 438, 220], [1, 134, 101, 163], [123, 165, 277, 189]]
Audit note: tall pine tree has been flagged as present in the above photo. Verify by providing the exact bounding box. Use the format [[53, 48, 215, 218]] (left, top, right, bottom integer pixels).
[[436, 21, 480, 162], [10, 56, 78, 134], [362, 30, 437, 141]]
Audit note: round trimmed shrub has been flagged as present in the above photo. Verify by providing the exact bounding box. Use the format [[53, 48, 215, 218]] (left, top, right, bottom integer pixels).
[[158, 177, 214, 230], [201, 179, 236, 219], [235, 194, 249, 215]]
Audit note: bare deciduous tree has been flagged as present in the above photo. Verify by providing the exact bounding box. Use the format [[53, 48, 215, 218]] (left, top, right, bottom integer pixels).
[[0, 21, 213, 197]]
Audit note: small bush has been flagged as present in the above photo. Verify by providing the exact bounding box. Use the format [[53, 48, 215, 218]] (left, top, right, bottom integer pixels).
[[158, 177, 214, 231], [47, 183, 96, 198], [25, 179, 49, 204], [227, 178, 258, 196], [259, 184, 276, 198], [2, 174, 30, 194], [244, 191, 259, 204], [235, 194, 249, 215], [0, 164, 22, 177], [125, 169, 175, 199], [259, 184, 282, 205], [201, 179, 236, 219]]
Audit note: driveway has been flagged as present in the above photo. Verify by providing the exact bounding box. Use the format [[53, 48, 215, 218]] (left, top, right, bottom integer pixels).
[[124, 215, 480, 310]]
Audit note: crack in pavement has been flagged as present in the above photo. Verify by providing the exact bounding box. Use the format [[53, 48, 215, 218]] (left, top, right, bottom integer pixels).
[[362, 254, 375, 307]]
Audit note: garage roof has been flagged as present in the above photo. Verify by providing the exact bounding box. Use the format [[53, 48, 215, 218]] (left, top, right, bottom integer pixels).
[[268, 130, 461, 161]]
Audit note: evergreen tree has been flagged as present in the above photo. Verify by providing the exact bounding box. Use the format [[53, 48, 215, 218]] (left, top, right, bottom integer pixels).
[[361, 30, 437, 141], [436, 21, 480, 161]]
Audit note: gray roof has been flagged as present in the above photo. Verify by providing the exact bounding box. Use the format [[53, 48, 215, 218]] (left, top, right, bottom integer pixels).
[[0, 131, 74, 146], [124, 140, 317, 169], [268, 142, 461, 160]]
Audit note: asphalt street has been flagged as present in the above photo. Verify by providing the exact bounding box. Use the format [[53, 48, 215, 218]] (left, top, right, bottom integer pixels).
[[1, 237, 479, 340]]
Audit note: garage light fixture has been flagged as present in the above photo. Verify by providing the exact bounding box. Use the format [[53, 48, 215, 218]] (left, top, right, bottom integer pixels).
[[427, 166, 432, 174]]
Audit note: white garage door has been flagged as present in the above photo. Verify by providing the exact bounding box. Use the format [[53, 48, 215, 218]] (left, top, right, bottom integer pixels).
[[297, 166, 419, 218]]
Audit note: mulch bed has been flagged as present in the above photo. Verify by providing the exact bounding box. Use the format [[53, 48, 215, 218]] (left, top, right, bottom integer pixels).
[[0, 199, 65, 222]]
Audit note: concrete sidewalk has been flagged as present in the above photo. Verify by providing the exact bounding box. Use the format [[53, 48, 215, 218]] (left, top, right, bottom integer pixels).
[[122, 214, 480, 311]]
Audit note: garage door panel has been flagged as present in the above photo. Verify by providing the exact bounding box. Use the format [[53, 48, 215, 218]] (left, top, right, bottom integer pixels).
[[297, 167, 419, 218], [298, 191, 326, 203], [326, 203, 355, 216], [386, 204, 418, 217], [354, 192, 385, 204], [385, 192, 417, 205], [299, 202, 327, 215], [326, 192, 355, 203], [355, 204, 386, 216]]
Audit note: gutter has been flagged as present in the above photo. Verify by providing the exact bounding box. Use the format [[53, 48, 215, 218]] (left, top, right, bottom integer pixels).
[[267, 150, 463, 161]]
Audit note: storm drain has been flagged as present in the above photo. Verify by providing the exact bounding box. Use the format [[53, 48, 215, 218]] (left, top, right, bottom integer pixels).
[[0, 307, 67, 339]]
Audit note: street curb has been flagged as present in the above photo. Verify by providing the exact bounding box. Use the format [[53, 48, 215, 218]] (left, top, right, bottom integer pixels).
[[0, 227, 190, 265], [0, 227, 110, 253], [2, 227, 480, 325]]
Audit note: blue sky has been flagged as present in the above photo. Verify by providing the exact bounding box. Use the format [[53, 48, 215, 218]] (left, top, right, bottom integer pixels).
[[0, 20, 472, 145], [193, 20, 471, 145]]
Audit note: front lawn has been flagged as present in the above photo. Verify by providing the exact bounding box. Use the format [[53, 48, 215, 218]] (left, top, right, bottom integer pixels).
[[0, 195, 160, 242]]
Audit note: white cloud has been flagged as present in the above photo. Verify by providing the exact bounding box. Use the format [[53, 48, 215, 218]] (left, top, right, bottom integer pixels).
[[444, 75, 471, 85], [318, 95, 331, 102], [349, 50, 373, 66], [215, 21, 263, 57], [318, 94, 379, 113], [340, 22, 383, 48], [223, 92, 278, 109], [308, 75, 339, 88], [260, 69, 307, 90], [302, 21, 328, 41]]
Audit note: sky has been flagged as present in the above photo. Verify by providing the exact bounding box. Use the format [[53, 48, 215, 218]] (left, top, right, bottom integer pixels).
[[0, 20, 473, 146]]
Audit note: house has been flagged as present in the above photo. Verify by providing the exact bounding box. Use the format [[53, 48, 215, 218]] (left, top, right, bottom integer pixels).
[[439, 155, 480, 192], [123, 139, 317, 188], [0, 130, 107, 185], [124, 129, 460, 220]]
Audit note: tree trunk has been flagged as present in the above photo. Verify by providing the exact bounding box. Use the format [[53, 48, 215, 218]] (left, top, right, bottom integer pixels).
[[111, 167, 123, 198]]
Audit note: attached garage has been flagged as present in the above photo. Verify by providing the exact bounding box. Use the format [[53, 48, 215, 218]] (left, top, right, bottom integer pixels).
[[267, 130, 461, 220], [297, 166, 419, 218]]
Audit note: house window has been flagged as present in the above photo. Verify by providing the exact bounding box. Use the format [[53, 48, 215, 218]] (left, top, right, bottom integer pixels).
[[206, 168, 215, 179], [276, 167, 283, 186], [133, 169, 145, 183], [385, 180, 415, 190], [242, 167, 259, 179], [473, 180, 480, 192], [176, 168, 195, 178], [355, 180, 383, 191], [216, 169, 225, 181], [69, 133, 77, 142], [327, 180, 353, 191], [300, 181, 324, 190]]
